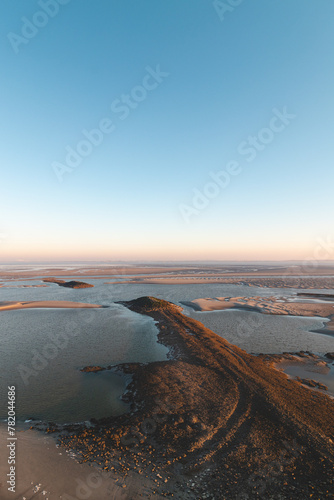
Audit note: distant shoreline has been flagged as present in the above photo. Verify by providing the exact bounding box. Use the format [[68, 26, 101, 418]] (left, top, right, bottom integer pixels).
[[1, 263, 334, 281]]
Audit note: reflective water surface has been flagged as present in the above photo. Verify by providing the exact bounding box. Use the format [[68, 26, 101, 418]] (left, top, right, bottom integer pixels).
[[0, 278, 333, 423]]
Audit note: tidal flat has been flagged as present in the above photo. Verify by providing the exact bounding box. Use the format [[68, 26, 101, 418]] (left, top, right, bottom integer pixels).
[[0, 264, 334, 498]]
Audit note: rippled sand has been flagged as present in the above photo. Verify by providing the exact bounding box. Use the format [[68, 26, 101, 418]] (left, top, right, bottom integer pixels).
[[182, 295, 334, 333]]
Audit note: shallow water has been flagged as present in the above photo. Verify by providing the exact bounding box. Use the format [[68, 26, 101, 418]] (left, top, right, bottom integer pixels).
[[188, 309, 334, 354], [0, 304, 168, 423], [282, 363, 334, 396], [0, 279, 333, 423]]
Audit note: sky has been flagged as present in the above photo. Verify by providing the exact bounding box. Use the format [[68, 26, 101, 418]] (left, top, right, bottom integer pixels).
[[1, 0, 334, 262]]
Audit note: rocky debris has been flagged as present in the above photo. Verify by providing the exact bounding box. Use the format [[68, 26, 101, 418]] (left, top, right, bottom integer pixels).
[[30, 421, 61, 434], [43, 278, 94, 288], [80, 366, 106, 373], [43, 277, 66, 283], [297, 292, 334, 300], [295, 377, 328, 390], [117, 296, 183, 313], [258, 351, 321, 364], [60, 280, 94, 289], [325, 352, 334, 360]]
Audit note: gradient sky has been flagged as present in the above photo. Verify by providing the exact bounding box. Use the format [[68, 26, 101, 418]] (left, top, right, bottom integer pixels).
[[1, 0, 334, 262]]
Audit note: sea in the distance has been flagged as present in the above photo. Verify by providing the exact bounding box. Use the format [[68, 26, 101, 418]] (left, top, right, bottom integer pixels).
[[0, 278, 333, 423]]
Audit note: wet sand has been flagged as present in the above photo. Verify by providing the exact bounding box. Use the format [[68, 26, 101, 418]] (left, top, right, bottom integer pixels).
[[0, 301, 103, 312], [259, 352, 334, 397], [0, 266, 189, 280], [106, 276, 334, 289], [1, 264, 334, 286], [0, 425, 154, 500], [182, 296, 334, 334]]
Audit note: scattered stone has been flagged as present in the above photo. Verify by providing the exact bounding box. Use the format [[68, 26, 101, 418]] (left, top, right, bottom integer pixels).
[[43, 278, 93, 288], [80, 366, 106, 373], [295, 377, 328, 390]]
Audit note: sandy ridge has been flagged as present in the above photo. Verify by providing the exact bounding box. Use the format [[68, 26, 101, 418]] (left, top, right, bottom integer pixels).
[[55, 297, 334, 499], [0, 301, 103, 311]]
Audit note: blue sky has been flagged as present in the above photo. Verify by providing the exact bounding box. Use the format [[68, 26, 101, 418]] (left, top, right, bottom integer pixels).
[[1, 0, 333, 261]]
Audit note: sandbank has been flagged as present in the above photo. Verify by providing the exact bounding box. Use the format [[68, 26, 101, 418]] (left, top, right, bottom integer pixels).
[[0, 301, 102, 312], [105, 275, 334, 289], [182, 296, 334, 333]]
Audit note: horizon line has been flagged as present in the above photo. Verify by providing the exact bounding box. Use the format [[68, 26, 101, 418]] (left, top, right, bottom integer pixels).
[[1, 260, 334, 265]]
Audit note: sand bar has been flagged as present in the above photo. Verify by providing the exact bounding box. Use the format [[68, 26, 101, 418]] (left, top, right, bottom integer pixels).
[[0, 301, 103, 312], [1, 264, 334, 282], [106, 275, 334, 289], [182, 296, 334, 333]]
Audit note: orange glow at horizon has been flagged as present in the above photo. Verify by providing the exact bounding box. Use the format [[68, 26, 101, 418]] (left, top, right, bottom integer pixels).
[[0, 238, 330, 263]]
